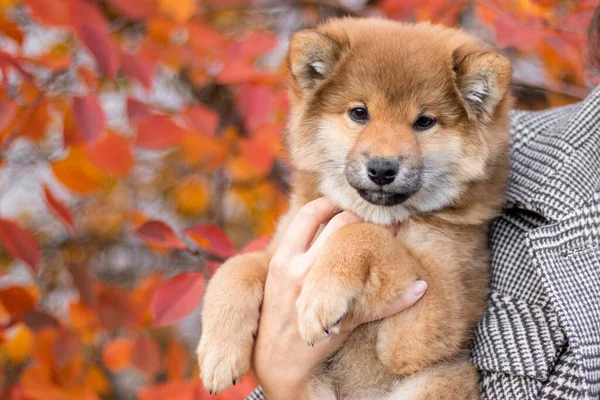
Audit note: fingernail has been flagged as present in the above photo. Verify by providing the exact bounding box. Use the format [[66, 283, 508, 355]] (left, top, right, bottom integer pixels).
[[412, 280, 427, 297]]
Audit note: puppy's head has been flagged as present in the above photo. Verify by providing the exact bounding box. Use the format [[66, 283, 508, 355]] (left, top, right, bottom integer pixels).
[[286, 18, 512, 224]]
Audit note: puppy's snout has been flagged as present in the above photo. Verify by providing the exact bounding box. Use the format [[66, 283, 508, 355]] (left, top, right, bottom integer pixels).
[[366, 158, 399, 186]]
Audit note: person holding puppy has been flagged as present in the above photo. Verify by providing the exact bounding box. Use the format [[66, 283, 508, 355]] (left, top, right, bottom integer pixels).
[[247, 6, 600, 400]]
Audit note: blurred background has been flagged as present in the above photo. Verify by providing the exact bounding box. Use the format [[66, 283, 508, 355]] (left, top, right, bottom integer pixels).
[[0, 0, 598, 399]]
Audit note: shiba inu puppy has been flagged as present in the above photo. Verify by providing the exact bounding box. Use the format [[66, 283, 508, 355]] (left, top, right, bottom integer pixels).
[[197, 17, 512, 399]]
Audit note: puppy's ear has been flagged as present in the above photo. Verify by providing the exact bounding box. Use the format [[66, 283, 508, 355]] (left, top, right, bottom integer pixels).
[[453, 48, 512, 122], [288, 29, 345, 90]]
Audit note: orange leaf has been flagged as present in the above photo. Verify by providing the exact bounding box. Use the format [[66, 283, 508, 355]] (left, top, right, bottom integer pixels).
[[20, 365, 65, 400], [0, 219, 41, 274], [134, 220, 186, 249], [135, 114, 186, 149], [32, 327, 59, 367], [150, 272, 205, 327], [102, 338, 133, 372], [72, 95, 106, 144], [173, 178, 211, 217], [68, 302, 100, 344], [0, 286, 37, 317], [121, 51, 155, 89], [181, 134, 228, 169], [0, 13, 23, 44], [166, 339, 187, 380], [19, 101, 49, 141], [52, 148, 106, 194], [131, 335, 162, 377], [43, 184, 75, 232], [183, 224, 235, 259], [138, 380, 196, 400], [84, 366, 110, 396], [84, 132, 134, 177], [158, 0, 196, 23], [239, 138, 275, 174]]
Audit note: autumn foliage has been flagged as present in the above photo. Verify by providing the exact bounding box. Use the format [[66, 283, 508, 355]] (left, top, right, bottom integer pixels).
[[0, 0, 598, 399]]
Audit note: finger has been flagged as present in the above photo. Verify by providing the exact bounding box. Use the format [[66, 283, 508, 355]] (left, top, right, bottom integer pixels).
[[273, 198, 338, 260], [304, 211, 361, 263], [339, 280, 427, 332]]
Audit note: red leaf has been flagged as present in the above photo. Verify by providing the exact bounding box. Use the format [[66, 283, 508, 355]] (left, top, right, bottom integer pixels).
[[52, 329, 82, 367], [67, 263, 96, 307], [205, 261, 221, 277], [150, 272, 205, 327], [72, 95, 106, 144], [135, 115, 186, 149], [23, 0, 70, 27], [216, 61, 268, 84], [229, 31, 277, 61], [127, 98, 152, 124], [0, 219, 40, 274], [106, 0, 155, 20], [237, 84, 275, 131], [96, 284, 140, 330], [131, 335, 161, 377], [183, 224, 235, 259], [494, 13, 547, 52], [22, 310, 60, 332], [134, 220, 186, 249], [121, 51, 154, 89], [43, 184, 74, 233], [85, 132, 134, 177], [240, 236, 271, 254], [0, 99, 18, 133], [182, 105, 219, 137], [77, 24, 119, 78]]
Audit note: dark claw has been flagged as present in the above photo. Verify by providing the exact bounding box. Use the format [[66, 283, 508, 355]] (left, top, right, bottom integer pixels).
[[209, 391, 212, 395], [323, 327, 330, 335], [233, 378, 237, 385], [333, 316, 343, 326], [308, 341, 314, 347]]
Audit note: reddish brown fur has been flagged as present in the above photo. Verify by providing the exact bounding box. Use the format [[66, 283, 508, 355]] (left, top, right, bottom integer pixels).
[[197, 18, 512, 399]]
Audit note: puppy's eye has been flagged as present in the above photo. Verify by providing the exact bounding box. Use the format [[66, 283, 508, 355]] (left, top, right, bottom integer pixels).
[[413, 116, 436, 131], [349, 107, 369, 123]]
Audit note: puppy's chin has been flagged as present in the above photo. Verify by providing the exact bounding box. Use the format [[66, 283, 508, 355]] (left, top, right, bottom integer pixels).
[[356, 190, 413, 207], [319, 175, 412, 225]]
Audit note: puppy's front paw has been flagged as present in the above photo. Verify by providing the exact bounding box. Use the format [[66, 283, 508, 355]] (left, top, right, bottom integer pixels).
[[296, 283, 353, 347], [197, 331, 253, 394]]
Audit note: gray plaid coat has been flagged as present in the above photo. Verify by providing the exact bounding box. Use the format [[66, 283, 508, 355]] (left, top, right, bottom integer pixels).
[[247, 86, 600, 400]]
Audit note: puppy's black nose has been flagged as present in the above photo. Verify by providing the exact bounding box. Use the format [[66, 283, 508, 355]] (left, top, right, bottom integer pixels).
[[367, 158, 399, 186]]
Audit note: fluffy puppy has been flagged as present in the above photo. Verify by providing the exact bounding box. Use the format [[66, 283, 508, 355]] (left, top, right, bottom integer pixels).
[[197, 17, 512, 400]]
